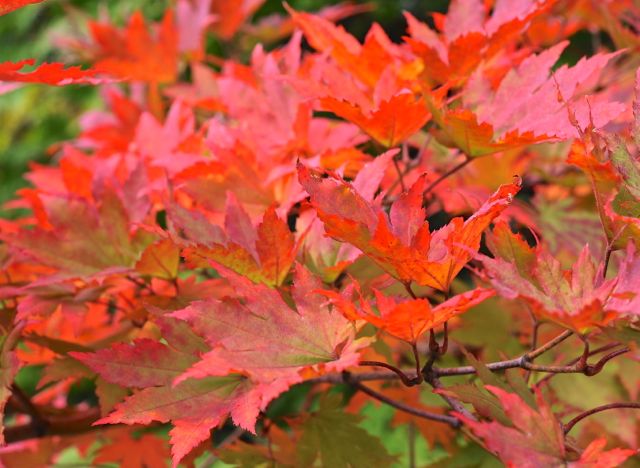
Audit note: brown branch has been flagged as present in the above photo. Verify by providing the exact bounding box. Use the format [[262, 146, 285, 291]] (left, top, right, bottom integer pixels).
[[9, 384, 48, 436], [433, 330, 573, 377], [346, 376, 461, 427], [310, 333, 627, 388], [528, 330, 573, 358], [563, 403, 640, 435], [4, 407, 101, 443], [359, 361, 418, 386], [533, 342, 624, 389]]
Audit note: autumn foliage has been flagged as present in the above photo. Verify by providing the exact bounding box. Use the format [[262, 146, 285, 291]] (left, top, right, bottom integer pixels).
[[1, 0, 640, 466]]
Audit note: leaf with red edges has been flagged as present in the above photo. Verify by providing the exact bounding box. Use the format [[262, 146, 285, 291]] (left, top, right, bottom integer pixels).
[[299, 163, 520, 291], [169, 263, 369, 386], [179, 195, 299, 286]]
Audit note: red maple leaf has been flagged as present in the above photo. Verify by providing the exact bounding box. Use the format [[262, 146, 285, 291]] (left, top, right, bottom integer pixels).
[[299, 163, 520, 291]]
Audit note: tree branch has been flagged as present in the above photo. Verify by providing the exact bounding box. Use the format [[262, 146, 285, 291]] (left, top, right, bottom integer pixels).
[[4, 408, 101, 443], [308, 334, 627, 386], [9, 384, 48, 437]]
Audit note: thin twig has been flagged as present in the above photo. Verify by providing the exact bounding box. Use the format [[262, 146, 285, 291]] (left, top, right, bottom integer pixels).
[[434, 330, 573, 377], [10, 384, 48, 436], [359, 361, 418, 386], [563, 403, 640, 434], [533, 342, 624, 389], [347, 376, 461, 427], [528, 330, 573, 359], [423, 156, 473, 196], [305, 337, 628, 385], [392, 151, 407, 192]]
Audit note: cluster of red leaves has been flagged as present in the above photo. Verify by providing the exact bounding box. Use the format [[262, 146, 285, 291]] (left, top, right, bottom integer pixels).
[[0, 0, 639, 467]]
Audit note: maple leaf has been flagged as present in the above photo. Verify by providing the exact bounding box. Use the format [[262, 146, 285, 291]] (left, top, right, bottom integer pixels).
[[0, 0, 43, 16], [210, 0, 265, 39], [176, 0, 215, 60], [566, 139, 638, 250], [87, 10, 178, 83], [0, 324, 23, 444], [135, 238, 181, 280], [0, 59, 106, 86], [3, 190, 156, 279], [98, 374, 261, 467], [471, 43, 625, 140], [478, 222, 638, 332], [93, 432, 170, 468], [169, 263, 369, 388], [287, 5, 427, 147], [457, 386, 636, 468], [73, 331, 258, 466], [320, 92, 431, 148], [297, 394, 396, 467], [175, 194, 300, 287], [70, 339, 199, 388], [322, 282, 494, 344], [424, 41, 624, 156], [425, 103, 550, 157], [2, 282, 106, 323], [573, 438, 637, 467], [404, 0, 554, 87], [456, 385, 567, 467], [299, 163, 520, 291], [295, 150, 395, 282]]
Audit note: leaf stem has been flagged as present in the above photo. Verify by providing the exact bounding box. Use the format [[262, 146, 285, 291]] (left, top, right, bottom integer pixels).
[[563, 403, 640, 434], [411, 343, 423, 385]]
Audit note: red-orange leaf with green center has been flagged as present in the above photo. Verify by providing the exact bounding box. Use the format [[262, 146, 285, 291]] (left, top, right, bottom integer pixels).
[[479, 222, 636, 333], [178, 195, 299, 286], [135, 238, 181, 279], [98, 374, 261, 468], [298, 163, 520, 291], [3, 190, 155, 279], [70, 339, 198, 388], [456, 386, 636, 467], [169, 263, 369, 386]]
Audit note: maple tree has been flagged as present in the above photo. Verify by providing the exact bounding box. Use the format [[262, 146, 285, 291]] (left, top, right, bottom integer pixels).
[[0, 0, 639, 466]]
